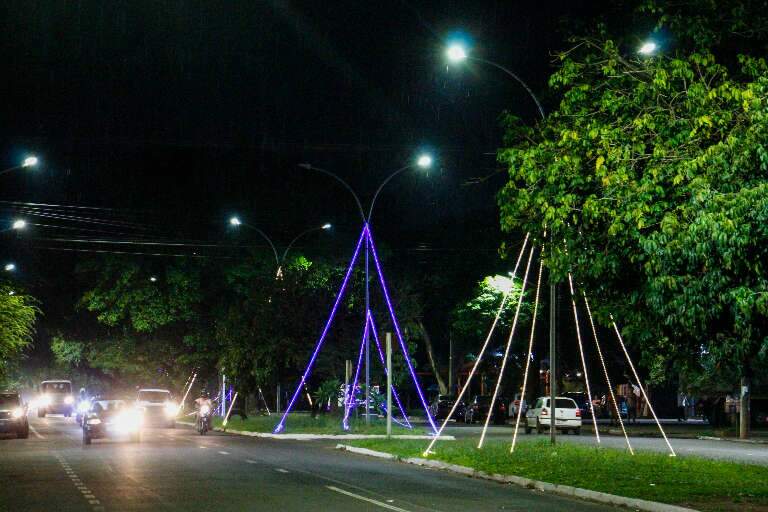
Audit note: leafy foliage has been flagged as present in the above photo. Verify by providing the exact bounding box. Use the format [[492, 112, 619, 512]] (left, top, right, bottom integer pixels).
[[0, 285, 38, 384]]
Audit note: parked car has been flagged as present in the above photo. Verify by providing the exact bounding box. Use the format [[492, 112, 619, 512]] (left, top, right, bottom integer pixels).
[[429, 395, 466, 421], [37, 380, 74, 418], [563, 391, 593, 419], [524, 396, 582, 434], [136, 389, 177, 428], [0, 391, 29, 438], [464, 395, 508, 425], [83, 397, 142, 445]]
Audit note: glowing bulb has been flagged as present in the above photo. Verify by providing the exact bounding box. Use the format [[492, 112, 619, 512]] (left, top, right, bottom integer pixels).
[[12, 219, 26, 230], [446, 44, 467, 62], [229, 216, 242, 226], [639, 41, 658, 55], [149, 276, 157, 282], [417, 154, 433, 168], [4, 263, 15, 271], [22, 156, 38, 167], [322, 223, 332, 230]]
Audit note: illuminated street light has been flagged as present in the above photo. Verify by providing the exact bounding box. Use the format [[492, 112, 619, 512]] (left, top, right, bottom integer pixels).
[[417, 154, 433, 168], [22, 156, 39, 168], [322, 223, 332, 230], [638, 41, 658, 55], [4, 263, 16, 272], [229, 216, 242, 226], [149, 276, 158, 283], [446, 43, 468, 63], [12, 219, 26, 230]]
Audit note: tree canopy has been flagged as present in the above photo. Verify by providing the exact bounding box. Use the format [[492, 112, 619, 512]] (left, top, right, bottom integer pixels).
[[0, 284, 38, 385]]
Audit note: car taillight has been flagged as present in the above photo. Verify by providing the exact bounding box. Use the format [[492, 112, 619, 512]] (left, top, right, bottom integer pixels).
[[541, 408, 548, 415], [576, 409, 581, 417]]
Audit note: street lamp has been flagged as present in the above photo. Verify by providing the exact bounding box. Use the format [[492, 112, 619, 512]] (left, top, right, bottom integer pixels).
[[638, 41, 658, 55], [1, 155, 39, 176], [4, 263, 16, 272], [229, 216, 242, 226], [12, 219, 26, 230], [299, 152, 434, 423], [149, 276, 158, 283]]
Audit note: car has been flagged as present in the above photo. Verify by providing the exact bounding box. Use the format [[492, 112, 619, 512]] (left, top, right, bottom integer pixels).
[[524, 396, 582, 434], [83, 397, 142, 445], [37, 380, 75, 418], [0, 391, 29, 438], [429, 395, 466, 421], [136, 388, 178, 428], [464, 395, 508, 425], [563, 391, 593, 419]]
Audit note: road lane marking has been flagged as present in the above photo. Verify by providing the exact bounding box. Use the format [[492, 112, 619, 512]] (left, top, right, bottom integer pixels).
[[55, 453, 104, 511], [245, 459, 258, 464], [198, 445, 207, 449], [275, 468, 289, 473], [326, 486, 411, 512], [29, 424, 45, 439], [218, 451, 230, 455]]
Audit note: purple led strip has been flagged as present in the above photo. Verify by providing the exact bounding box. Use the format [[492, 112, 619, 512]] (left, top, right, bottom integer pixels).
[[342, 317, 369, 430], [367, 310, 412, 428], [273, 227, 367, 434], [366, 225, 438, 433]]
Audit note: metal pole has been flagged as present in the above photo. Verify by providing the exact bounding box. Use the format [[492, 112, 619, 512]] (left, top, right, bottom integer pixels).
[[365, 234, 371, 424], [222, 373, 227, 417], [386, 332, 392, 437], [276, 383, 281, 414], [549, 280, 557, 444], [448, 333, 454, 393]]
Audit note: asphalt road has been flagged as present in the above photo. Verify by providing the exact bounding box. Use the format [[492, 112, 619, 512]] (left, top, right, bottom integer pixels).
[[0, 416, 616, 512], [442, 424, 768, 465]]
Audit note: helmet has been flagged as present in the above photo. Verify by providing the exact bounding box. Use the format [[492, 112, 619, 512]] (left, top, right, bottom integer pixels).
[[200, 388, 209, 399]]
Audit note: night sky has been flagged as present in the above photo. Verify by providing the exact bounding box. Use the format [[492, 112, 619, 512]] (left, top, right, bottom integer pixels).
[[0, 0, 616, 356]]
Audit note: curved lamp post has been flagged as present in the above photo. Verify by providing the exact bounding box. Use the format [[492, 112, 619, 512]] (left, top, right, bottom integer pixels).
[[298, 153, 433, 423]]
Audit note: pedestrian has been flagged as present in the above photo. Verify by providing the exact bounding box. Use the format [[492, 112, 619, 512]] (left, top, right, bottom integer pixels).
[[626, 393, 637, 424], [677, 392, 688, 422]]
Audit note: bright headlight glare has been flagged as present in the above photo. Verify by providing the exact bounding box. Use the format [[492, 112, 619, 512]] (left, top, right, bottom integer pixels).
[[87, 418, 101, 425], [11, 407, 23, 419], [200, 405, 210, 415], [115, 410, 142, 432], [64, 395, 74, 405], [164, 402, 179, 417], [78, 401, 91, 413], [40, 394, 52, 406]]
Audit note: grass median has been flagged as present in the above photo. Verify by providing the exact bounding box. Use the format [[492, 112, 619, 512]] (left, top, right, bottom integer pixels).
[[201, 414, 427, 435], [346, 438, 768, 511]]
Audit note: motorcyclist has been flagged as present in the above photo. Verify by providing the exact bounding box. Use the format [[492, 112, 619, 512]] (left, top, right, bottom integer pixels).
[[194, 389, 213, 426]]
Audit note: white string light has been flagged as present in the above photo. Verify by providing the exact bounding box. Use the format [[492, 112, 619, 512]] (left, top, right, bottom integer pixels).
[[511, 254, 544, 453], [423, 233, 530, 457], [567, 273, 600, 444], [611, 314, 676, 457], [478, 244, 536, 448], [582, 292, 633, 454]]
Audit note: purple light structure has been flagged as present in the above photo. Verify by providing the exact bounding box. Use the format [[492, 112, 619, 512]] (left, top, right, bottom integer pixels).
[[367, 226, 438, 433], [367, 310, 412, 428], [342, 318, 370, 430], [274, 223, 437, 434], [273, 228, 366, 434]]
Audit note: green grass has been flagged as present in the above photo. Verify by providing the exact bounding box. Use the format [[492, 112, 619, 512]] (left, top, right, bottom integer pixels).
[[205, 413, 426, 435], [347, 438, 768, 511]]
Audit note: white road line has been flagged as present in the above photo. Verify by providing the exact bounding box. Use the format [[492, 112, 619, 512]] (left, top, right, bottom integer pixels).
[[275, 468, 289, 474], [326, 486, 411, 512], [198, 445, 207, 449], [29, 424, 45, 439], [245, 459, 258, 464], [218, 451, 230, 455]]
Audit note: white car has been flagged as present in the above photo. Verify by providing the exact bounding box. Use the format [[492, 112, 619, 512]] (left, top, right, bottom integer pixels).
[[525, 396, 582, 435], [136, 389, 177, 428]]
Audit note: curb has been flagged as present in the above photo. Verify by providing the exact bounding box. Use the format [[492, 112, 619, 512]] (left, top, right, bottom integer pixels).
[[336, 444, 698, 512], [178, 421, 453, 441], [697, 435, 768, 445]]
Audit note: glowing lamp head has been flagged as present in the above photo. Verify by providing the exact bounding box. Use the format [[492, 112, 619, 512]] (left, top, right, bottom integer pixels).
[[321, 223, 332, 230], [149, 276, 158, 283], [416, 154, 433, 169], [12, 219, 26, 230], [446, 43, 468, 63], [639, 41, 658, 55], [4, 263, 15, 272], [229, 216, 242, 226], [22, 156, 39, 168]]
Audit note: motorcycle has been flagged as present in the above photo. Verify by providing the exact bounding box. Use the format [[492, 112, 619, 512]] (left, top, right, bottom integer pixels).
[[197, 404, 212, 435]]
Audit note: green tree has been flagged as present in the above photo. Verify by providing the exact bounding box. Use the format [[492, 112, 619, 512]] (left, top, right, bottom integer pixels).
[[497, 15, 768, 437], [0, 284, 37, 385]]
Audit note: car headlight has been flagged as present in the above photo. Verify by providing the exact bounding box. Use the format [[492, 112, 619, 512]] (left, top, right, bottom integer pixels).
[[40, 395, 52, 406], [11, 407, 24, 419], [77, 401, 91, 414], [64, 395, 74, 405], [164, 402, 179, 417], [87, 418, 102, 425], [114, 409, 142, 432], [200, 405, 210, 415]]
